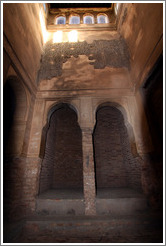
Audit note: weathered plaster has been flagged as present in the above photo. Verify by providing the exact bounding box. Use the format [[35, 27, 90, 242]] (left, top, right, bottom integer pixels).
[[38, 39, 130, 82]]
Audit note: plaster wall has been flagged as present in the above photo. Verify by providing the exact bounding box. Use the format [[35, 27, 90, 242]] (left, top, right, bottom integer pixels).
[[39, 56, 131, 91], [3, 49, 11, 84], [3, 3, 44, 86], [4, 76, 29, 156], [117, 3, 163, 89]]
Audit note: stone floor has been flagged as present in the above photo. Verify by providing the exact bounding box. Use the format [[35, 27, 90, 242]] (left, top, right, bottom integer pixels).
[[4, 211, 163, 243], [3, 188, 163, 243]]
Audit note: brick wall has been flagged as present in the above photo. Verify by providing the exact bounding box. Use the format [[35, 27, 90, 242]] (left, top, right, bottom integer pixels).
[[4, 156, 41, 220], [4, 157, 24, 220], [93, 106, 142, 190], [39, 105, 83, 192], [39, 113, 56, 193]]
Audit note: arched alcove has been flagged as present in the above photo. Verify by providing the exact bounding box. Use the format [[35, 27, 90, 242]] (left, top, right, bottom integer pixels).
[[3, 76, 28, 220], [93, 104, 142, 198], [39, 103, 83, 198], [3, 82, 16, 156], [3, 76, 28, 157]]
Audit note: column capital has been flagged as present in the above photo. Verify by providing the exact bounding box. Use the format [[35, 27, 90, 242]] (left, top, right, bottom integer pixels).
[[80, 126, 94, 134]]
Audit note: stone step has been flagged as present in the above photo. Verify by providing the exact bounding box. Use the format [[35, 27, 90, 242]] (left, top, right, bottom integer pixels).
[[36, 198, 85, 215], [36, 196, 147, 216], [96, 197, 148, 215], [11, 213, 163, 243]]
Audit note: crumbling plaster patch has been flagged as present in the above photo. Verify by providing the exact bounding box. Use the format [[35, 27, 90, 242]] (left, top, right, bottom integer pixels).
[[38, 39, 130, 83]]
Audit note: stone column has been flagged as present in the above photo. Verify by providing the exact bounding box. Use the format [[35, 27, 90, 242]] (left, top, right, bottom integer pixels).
[[23, 99, 45, 213], [82, 127, 96, 215], [80, 13, 84, 24], [66, 13, 70, 24], [94, 13, 98, 24]]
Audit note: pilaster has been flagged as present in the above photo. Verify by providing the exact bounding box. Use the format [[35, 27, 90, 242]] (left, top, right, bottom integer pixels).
[[82, 127, 96, 215]]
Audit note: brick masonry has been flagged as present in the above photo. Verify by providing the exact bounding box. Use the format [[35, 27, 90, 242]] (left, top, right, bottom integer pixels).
[[39, 104, 83, 193], [4, 157, 42, 220], [93, 106, 142, 190]]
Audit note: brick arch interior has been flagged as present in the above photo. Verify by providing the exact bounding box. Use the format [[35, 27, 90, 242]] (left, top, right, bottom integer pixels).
[[93, 105, 142, 191], [39, 103, 83, 194]]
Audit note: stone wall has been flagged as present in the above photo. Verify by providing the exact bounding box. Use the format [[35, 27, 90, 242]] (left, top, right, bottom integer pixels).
[[39, 118, 55, 193]]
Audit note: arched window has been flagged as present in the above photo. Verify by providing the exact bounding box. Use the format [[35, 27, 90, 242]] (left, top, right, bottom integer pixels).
[[56, 16, 66, 25], [97, 14, 109, 24], [69, 15, 80, 24], [83, 15, 94, 24]]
